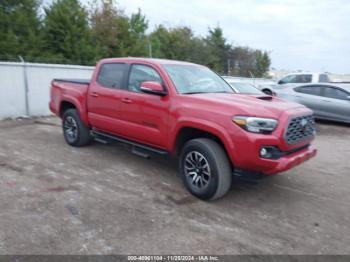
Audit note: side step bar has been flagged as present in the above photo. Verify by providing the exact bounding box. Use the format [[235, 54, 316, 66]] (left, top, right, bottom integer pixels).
[[92, 130, 169, 158]]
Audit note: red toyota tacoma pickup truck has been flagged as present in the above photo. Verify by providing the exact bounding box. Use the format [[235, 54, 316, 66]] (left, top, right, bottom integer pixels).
[[50, 57, 317, 200]]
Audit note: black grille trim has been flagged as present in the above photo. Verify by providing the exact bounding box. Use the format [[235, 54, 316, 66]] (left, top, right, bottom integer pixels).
[[285, 115, 315, 145]]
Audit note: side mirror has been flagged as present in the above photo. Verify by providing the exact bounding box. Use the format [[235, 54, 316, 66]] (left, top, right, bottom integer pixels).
[[278, 80, 284, 85], [140, 81, 167, 96]]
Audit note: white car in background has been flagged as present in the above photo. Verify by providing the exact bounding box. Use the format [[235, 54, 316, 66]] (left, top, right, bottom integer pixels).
[[222, 76, 276, 96], [277, 72, 330, 85]]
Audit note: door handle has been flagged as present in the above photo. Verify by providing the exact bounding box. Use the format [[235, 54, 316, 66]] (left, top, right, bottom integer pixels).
[[322, 100, 331, 103], [91, 92, 99, 97], [121, 98, 132, 104]]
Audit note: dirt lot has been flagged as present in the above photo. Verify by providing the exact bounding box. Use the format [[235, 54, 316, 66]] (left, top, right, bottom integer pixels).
[[0, 117, 349, 255]]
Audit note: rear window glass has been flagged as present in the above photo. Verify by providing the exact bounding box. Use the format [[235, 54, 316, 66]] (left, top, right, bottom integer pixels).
[[295, 74, 312, 83], [323, 87, 348, 100], [319, 74, 330, 83], [97, 63, 127, 88]]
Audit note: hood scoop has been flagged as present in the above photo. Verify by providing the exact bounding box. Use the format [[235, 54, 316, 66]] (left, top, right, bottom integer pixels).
[[255, 95, 273, 101]]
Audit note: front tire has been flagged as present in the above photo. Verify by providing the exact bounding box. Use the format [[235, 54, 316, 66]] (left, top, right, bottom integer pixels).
[[179, 138, 232, 200], [262, 88, 273, 96], [62, 109, 92, 147]]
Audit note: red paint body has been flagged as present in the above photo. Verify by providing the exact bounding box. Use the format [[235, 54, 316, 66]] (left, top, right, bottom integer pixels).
[[49, 58, 317, 175]]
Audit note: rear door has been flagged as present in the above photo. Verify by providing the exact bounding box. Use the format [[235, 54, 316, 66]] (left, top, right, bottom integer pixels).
[[87, 63, 129, 134], [320, 86, 350, 122], [118, 64, 170, 148]]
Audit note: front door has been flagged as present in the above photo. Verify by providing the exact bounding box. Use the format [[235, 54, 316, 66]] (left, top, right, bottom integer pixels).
[[118, 64, 170, 148], [293, 85, 324, 117]]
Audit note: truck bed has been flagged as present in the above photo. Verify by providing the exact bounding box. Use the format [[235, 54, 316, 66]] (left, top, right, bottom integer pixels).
[[50, 78, 90, 118]]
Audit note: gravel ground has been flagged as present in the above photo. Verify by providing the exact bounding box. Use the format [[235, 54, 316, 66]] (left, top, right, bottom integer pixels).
[[0, 117, 349, 255]]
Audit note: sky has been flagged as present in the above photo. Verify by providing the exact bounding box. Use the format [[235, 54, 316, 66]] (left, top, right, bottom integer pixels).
[[111, 0, 350, 74]]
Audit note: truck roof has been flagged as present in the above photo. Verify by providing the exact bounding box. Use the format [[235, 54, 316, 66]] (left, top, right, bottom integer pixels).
[[284, 72, 328, 75], [99, 57, 199, 66]]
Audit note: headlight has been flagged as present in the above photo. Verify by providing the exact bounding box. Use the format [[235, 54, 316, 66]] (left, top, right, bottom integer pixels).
[[232, 116, 278, 134]]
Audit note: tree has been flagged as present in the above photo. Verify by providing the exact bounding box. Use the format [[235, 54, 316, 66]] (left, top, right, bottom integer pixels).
[[169, 27, 198, 61], [254, 50, 271, 77], [0, 0, 272, 73], [150, 26, 194, 60], [43, 0, 96, 64], [0, 0, 42, 60], [149, 25, 210, 64], [127, 8, 148, 56], [228, 46, 256, 77], [149, 25, 171, 58], [90, 0, 119, 58], [228, 47, 271, 77], [205, 26, 231, 73], [90, 2, 148, 58], [90, 0, 131, 58]]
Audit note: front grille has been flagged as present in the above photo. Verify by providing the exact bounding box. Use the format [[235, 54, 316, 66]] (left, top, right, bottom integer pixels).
[[285, 115, 315, 144]]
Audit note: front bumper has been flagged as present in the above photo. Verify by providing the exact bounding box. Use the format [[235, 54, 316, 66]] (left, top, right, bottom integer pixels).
[[234, 145, 317, 179], [228, 108, 317, 177], [232, 146, 317, 181], [263, 145, 317, 175]]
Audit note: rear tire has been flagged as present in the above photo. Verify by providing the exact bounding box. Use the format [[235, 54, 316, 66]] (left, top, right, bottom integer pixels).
[[62, 109, 92, 147], [179, 138, 232, 200]]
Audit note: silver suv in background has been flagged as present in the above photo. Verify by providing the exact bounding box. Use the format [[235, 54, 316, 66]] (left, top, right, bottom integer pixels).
[[275, 83, 350, 124]]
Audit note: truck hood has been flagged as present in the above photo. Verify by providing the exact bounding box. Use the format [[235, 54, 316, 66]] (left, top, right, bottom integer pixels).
[[184, 93, 305, 118]]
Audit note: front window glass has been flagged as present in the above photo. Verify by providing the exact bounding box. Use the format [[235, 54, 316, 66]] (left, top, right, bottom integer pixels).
[[295, 86, 322, 96], [280, 75, 297, 84], [163, 65, 234, 94], [128, 64, 163, 93]]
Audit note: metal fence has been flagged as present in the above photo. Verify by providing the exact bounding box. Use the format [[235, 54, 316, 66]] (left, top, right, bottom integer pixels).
[[0, 61, 94, 119]]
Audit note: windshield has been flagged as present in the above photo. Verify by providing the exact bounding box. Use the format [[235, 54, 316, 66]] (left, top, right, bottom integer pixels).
[[163, 64, 234, 94], [227, 82, 264, 95]]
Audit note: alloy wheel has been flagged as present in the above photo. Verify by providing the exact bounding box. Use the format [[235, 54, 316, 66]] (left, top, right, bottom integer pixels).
[[184, 151, 211, 190], [64, 116, 78, 142]]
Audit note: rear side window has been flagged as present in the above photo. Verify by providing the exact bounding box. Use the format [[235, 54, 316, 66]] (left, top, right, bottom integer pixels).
[[294, 85, 322, 96], [323, 86, 349, 100], [295, 74, 312, 83], [319, 74, 330, 83], [128, 64, 163, 92], [97, 63, 127, 88]]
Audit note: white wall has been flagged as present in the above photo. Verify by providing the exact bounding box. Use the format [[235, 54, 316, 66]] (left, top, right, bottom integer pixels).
[[0, 62, 94, 119]]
